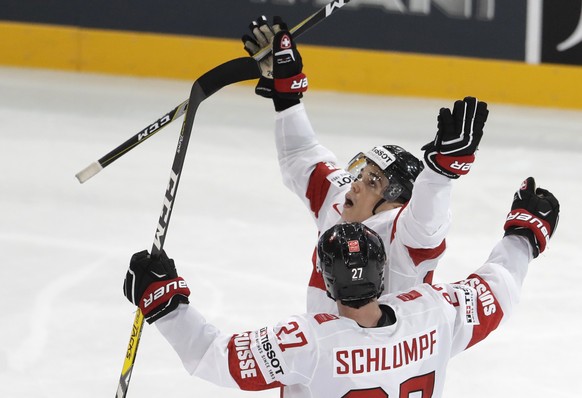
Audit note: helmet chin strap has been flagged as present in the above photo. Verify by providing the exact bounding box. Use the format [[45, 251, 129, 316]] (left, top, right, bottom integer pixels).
[[372, 198, 387, 215]]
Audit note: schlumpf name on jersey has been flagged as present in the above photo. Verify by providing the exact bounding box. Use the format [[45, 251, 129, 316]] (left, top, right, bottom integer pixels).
[[333, 328, 437, 377]]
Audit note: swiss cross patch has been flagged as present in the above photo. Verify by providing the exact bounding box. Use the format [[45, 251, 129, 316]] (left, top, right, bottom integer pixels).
[[347, 240, 360, 253], [280, 34, 292, 49]]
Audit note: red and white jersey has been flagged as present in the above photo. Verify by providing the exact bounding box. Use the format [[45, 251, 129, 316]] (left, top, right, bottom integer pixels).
[[274, 103, 453, 313], [156, 236, 532, 398]]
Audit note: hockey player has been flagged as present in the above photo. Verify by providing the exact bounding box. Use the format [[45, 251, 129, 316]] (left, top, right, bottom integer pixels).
[[123, 177, 559, 398], [241, 17, 490, 313]]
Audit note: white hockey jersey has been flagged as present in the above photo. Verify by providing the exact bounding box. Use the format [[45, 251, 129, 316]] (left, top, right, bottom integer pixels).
[[156, 236, 532, 398], [274, 103, 453, 313]]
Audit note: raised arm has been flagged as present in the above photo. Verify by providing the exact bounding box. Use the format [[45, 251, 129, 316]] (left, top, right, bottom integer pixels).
[[384, 98, 488, 292], [244, 16, 348, 220], [433, 177, 559, 355], [122, 250, 315, 391], [398, 97, 489, 247]]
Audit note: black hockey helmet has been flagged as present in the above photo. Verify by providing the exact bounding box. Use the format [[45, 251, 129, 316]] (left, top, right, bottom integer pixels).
[[317, 222, 386, 304], [347, 145, 424, 203]]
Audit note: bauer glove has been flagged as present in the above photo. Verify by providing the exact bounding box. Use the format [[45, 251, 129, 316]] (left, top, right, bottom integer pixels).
[[504, 177, 560, 258], [422, 96, 488, 179], [242, 16, 307, 109], [123, 250, 190, 324]]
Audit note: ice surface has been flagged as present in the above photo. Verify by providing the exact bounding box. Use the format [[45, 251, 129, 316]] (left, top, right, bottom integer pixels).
[[1, 66, 580, 397]]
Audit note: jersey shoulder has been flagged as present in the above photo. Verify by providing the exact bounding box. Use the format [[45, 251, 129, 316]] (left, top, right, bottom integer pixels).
[[363, 209, 399, 244], [380, 284, 453, 316], [286, 312, 358, 342]]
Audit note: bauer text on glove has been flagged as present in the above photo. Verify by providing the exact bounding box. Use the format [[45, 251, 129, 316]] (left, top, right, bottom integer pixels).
[[504, 177, 560, 258], [422, 97, 488, 179], [123, 250, 190, 324]]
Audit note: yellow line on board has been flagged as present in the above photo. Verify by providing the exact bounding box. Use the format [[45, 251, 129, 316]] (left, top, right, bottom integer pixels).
[[2, 21, 582, 109]]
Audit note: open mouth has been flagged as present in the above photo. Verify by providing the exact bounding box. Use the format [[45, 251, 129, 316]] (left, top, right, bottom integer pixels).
[[344, 196, 354, 208]]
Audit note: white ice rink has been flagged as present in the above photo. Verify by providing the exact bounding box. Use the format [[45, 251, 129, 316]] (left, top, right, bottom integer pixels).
[[1, 65, 581, 398]]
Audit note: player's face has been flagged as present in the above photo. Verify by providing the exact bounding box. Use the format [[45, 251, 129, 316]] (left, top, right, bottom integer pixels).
[[342, 164, 389, 222]]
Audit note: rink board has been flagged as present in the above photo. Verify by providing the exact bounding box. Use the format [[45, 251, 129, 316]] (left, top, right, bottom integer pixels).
[[1, 20, 582, 109]]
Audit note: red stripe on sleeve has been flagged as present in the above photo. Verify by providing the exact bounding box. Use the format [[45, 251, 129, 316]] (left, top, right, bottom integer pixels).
[[461, 274, 505, 349], [390, 204, 407, 242], [390, 203, 446, 267], [308, 247, 326, 291], [306, 162, 336, 218], [226, 332, 283, 391], [423, 270, 434, 284], [406, 240, 446, 267]]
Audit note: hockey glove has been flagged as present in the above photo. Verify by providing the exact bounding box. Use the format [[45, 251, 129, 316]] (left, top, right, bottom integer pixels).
[[504, 177, 560, 258], [271, 26, 307, 98], [242, 15, 280, 98], [242, 16, 307, 110], [123, 250, 190, 324], [421, 97, 488, 179]]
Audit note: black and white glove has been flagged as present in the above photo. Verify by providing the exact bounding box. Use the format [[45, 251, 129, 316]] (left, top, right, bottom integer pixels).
[[504, 177, 560, 258], [123, 250, 190, 324], [421, 97, 488, 179], [242, 16, 307, 109], [242, 16, 280, 98]]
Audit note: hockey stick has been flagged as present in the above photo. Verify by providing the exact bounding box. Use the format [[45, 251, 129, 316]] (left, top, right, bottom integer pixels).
[[76, 0, 352, 183], [75, 100, 189, 183], [115, 57, 260, 398]]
